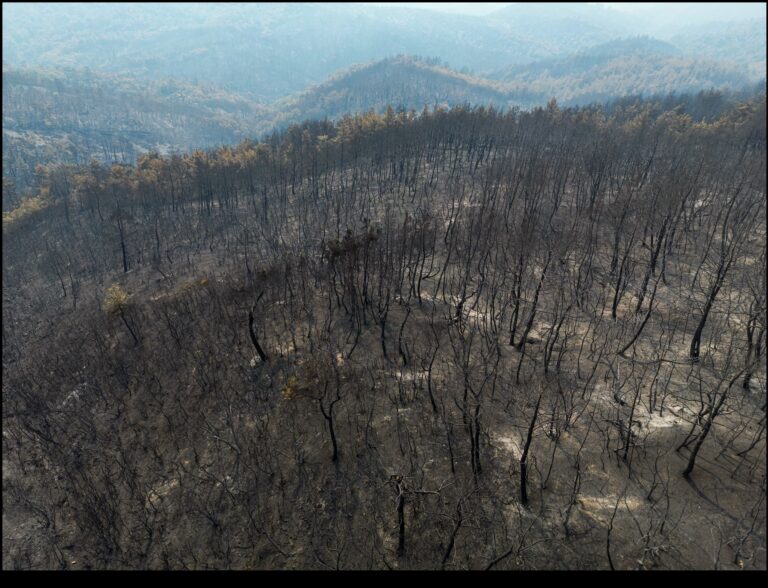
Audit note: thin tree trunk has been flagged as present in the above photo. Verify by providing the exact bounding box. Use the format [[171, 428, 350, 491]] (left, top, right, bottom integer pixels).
[[520, 394, 541, 506]]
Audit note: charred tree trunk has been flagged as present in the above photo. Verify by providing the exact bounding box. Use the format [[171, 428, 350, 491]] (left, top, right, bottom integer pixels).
[[247, 298, 269, 363], [520, 394, 541, 506]]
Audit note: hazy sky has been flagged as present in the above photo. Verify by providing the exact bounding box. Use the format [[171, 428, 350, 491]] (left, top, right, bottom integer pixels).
[[361, 2, 766, 20], [361, 2, 513, 16]]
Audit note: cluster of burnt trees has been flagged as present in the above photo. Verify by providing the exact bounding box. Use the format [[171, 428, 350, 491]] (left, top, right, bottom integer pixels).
[[2, 95, 766, 569]]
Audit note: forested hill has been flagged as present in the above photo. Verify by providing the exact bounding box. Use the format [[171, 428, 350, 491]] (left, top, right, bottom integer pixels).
[[5, 3, 764, 102], [4, 57, 517, 200], [670, 17, 767, 78], [267, 56, 514, 130], [1, 2, 544, 101], [3, 0, 767, 572], [6, 53, 764, 203], [268, 49, 764, 128], [490, 36, 758, 106], [2, 66, 266, 199], [3, 95, 766, 570]]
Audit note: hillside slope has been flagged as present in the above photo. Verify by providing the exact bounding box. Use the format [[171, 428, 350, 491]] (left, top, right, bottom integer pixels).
[[266, 56, 516, 128], [3, 98, 765, 570], [2, 66, 266, 200], [1, 2, 549, 101], [5, 51, 764, 201], [490, 37, 759, 106]]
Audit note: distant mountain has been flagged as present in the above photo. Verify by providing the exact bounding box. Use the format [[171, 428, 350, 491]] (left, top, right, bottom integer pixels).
[[1, 3, 549, 102], [4, 3, 764, 103], [5, 46, 763, 198], [490, 37, 758, 106], [669, 17, 767, 78], [5, 57, 524, 196], [265, 55, 516, 130], [486, 2, 643, 54], [616, 3, 766, 37], [492, 37, 680, 79], [2, 66, 266, 195]]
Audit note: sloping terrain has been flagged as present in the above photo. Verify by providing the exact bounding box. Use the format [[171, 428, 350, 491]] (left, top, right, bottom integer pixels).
[[2, 66, 266, 202], [5, 3, 763, 102], [3, 98, 766, 570], [5, 45, 765, 203], [490, 37, 758, 106], [1, 3, 548, 101], [268, 55, 515, 128]]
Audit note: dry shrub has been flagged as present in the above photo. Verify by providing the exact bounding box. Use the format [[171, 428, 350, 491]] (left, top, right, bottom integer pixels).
[[103, 284, 130, 315]]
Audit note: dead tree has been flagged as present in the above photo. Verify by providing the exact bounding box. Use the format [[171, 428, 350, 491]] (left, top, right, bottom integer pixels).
[[520, 394, 541, 506]]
